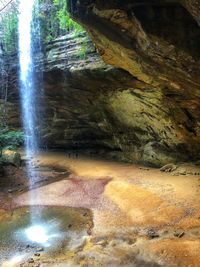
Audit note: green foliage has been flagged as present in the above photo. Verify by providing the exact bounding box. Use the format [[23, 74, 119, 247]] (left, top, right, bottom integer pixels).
[[53, 0, 84, 33], [0, 0, 88, 54], [78, 42, 88, 59], [34, 0, 85, 44], [1, 9, 18, 53], [34, 0, 60, 44], [0, 128, 24, 151]]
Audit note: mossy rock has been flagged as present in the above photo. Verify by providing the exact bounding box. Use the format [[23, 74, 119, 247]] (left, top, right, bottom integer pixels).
[[1, 150, 21, 167]]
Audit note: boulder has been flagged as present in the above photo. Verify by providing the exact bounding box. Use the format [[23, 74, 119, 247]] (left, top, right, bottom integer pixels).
[[2, 150, 21, 167]]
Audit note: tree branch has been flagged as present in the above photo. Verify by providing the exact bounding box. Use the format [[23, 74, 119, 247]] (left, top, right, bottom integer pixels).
[[0, 0, 14, 13]]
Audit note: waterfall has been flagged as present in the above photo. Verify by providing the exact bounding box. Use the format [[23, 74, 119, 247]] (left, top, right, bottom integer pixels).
[[17, 0, 62, 247], [18, 0, 37, 155], [18, 0, 40, 221]]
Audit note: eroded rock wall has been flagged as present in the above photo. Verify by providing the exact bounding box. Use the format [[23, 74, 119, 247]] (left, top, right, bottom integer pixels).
[[66, 0, 200, 164], [1, 13, 199, 166]]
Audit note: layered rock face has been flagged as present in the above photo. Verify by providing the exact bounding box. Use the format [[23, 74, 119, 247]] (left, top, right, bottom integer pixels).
[[66, 0, 200, 164], [1, 0, 200, 165], [1, 34, 152, 162]]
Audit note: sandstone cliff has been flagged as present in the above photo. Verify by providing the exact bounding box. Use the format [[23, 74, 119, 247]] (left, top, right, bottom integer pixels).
[[1, 0, 200, 166], [66, 0, 200, 164]]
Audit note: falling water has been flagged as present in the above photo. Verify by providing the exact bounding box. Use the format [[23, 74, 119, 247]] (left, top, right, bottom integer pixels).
[[17, 0, 63, 247], [18, 0, 36, 153], [18, 0, 40, 221]]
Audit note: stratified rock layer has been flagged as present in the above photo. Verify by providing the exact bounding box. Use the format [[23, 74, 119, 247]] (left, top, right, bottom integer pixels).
[[1, 9, 200, 165], [66, 0, 200, 164]]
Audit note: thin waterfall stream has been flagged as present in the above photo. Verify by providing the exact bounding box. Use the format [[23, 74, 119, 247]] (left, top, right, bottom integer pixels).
[[18, 0, 37, 159], [18, 0, 40, 221], [17, 0, 68, 249], [18, 0, 48, 243]]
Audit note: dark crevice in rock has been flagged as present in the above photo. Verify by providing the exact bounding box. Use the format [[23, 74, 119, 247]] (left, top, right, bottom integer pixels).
[[133, 3, 200, 59]]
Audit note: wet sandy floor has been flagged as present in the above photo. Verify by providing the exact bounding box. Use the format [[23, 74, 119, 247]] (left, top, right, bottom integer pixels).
[[1, 151, 200, 266]]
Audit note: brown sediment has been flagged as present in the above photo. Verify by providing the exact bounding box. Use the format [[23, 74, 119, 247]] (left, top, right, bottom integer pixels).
[[0, 152, 200, 266]]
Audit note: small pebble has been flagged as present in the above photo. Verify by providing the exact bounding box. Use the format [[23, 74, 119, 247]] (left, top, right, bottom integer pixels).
[[87, 229, 92, 235], [28, 258, 34, 263], [96, 240, 108, 246], [174, 231, 185, 238], [127, 238, 136, 245], [147, 229, 159, 239], [34, 253, 40, 257]]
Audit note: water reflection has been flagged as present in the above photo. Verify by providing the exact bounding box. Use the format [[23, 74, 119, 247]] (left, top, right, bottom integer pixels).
[[0, 206, 92, 265], [24, 220, 62, 245]]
